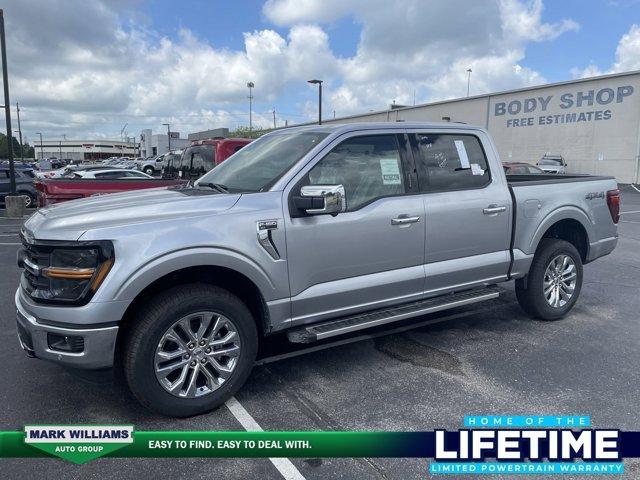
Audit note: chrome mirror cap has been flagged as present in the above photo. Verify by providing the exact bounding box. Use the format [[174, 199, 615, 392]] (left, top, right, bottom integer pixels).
[[300, 184, 346, 215]]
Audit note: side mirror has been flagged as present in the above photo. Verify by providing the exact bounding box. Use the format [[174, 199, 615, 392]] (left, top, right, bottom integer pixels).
[[294, 185, 346, 216]]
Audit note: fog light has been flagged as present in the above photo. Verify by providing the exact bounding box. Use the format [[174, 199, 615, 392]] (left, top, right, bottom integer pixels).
[[47, 333, 84, 353]]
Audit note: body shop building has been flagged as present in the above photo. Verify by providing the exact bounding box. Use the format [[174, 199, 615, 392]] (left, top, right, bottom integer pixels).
[[320, 70, 640, 183]]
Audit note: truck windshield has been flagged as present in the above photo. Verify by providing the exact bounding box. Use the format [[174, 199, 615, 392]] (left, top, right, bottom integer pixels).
[[196, 131, 328, 192]]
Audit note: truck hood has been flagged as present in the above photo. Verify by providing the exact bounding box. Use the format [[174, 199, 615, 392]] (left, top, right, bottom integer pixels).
[[23, 187, 241, 241]]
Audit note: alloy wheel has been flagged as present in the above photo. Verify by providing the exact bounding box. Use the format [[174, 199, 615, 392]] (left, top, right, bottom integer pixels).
[[154, 311, 241, 398], [543, 254, 577, 308]]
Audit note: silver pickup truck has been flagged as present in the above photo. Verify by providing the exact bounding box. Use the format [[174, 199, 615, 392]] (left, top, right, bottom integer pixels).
[[15, 122, 620, 416]]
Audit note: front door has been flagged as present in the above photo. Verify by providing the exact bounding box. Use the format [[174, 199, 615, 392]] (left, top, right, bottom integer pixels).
[[409, 130, 512, 296], [284, 132, 425, 326]]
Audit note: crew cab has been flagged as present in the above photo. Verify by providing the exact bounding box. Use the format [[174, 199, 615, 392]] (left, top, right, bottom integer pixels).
[[161, 138, 251, 180], [15, 123, 619, 417]]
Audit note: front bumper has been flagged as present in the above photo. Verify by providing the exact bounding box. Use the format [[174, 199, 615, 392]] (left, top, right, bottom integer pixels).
[[15, 290, 118, 369]]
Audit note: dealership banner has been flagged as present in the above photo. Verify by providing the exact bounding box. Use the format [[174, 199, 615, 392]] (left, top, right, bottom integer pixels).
[[1, 416, 639, 472]]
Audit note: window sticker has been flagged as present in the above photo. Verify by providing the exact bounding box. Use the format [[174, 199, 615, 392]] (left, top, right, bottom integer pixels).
[[454, 140, 470, 169], [379, 158, 402, 185], [471, 163, 485, 176]]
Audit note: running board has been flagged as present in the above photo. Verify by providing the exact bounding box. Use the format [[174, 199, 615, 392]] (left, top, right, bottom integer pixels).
[[286, 287, 500, 343]]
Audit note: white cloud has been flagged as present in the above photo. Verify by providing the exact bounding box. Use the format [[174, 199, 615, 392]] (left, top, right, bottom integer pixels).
[[572, 24, 640, 78], [3, 0, 581, 139]]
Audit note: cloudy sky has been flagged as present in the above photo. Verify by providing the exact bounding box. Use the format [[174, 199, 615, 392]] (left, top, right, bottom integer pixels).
[[2, 0, 640, 143]]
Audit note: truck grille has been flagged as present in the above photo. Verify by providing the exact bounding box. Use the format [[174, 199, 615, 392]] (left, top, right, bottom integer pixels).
[[19, 232, 51, 296]]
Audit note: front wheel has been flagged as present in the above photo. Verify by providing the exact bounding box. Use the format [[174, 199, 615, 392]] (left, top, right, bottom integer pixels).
[[18, 191, 35, 208], [123, 284, 258, 417], [143, 166, 155, 175], [515, 238, 583, 321]]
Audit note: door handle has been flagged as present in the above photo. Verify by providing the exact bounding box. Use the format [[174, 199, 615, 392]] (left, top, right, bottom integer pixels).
[[391, 215, 421, 225], [483, 205, 507, 215]]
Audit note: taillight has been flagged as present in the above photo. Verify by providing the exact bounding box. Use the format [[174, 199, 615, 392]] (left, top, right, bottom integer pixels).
[[606, 189, 620, 224]]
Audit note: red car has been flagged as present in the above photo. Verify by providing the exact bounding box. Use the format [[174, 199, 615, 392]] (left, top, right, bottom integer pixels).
[[36, 177, 185, 207], [503, 162, 546, 175]]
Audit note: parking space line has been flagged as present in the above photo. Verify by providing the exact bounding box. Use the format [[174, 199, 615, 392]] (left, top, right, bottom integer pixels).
[[0, 243, 20, 245], [621, 210, 640, 215], [225, 396, 306, 480]]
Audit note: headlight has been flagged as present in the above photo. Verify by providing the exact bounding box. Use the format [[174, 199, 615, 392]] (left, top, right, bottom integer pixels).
[[19, 238, 114, 305]]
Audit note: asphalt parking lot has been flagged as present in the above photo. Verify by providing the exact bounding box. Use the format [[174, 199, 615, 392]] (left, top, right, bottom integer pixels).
[[1, 185, 640, 479]]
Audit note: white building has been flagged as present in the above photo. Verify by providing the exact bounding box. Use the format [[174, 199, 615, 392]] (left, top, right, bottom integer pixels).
[[34, 139, 138, 161], [313, 70, 640, 184], [139, 129, 190, 158]]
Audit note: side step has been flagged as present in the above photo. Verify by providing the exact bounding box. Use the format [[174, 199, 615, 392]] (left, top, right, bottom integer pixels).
[[287, 287, 500, 343]]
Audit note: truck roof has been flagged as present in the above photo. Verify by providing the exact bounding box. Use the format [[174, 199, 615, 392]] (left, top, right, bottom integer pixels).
[[279, 121, 485, 135]]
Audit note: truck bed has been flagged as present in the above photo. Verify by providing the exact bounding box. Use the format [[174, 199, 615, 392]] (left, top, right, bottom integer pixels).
[[506, 173, 615, 185], [506, 173, 619, 277]]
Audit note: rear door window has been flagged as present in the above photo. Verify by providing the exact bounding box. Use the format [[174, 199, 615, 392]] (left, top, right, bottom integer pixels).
[[412, 134, 490, 192]]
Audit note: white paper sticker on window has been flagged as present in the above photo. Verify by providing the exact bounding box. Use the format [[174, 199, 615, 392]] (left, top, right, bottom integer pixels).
[[471, 163, 485, 176], [454, 140, 470, 169], [379, 158, 401, 185]]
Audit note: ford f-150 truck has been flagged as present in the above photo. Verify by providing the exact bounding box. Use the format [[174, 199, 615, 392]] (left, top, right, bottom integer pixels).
[[15, 123, 619, 417]]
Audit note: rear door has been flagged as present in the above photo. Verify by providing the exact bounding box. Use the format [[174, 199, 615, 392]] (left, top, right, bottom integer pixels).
[[409, 130, 511, 297], [284, 131, 425, 326]]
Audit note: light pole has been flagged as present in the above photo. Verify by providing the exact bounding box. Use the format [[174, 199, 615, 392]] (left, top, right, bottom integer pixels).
[[36, 132, 43, 159], [162, 123, 171, 153], [247, 82, 254, 134], [466, 68, 472, 97], [307, 79, 323, 125], [15, 102, 22, 160], [0, 9, 15, 196]]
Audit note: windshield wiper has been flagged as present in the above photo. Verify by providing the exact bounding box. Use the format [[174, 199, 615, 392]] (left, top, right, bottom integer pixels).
[[198, 182, 229, 193]]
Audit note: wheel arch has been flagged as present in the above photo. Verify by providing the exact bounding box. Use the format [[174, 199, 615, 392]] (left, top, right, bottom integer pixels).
[[530, 210, 591, 263], [116, 265, 271, 359]]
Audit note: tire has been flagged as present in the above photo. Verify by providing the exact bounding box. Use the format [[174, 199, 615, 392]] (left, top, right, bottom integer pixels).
[[143, 166, 155, 176], [18, 191, 35, 208], [123, 283, 258, 417], [515, 238, 583, 321]]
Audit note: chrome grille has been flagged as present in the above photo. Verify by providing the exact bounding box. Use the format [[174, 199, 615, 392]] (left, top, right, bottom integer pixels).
[[19, 233, 51, 295]]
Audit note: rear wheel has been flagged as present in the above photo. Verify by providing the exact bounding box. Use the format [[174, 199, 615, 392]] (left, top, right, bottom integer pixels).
[[124, 284, 258, 417], [515, 238, 583, 320]]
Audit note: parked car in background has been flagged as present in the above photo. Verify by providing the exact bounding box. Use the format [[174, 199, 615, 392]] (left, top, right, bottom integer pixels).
[[35, 164, 108, 179], [34, 175, 185, 207], [537, 154, 567, 174], [15, 122, 619, 416], [35, 159, 65, 171], [71, 169, 152, 179], [161, 138, 251, 180], [137, 155, 163, 175], [503, 162, 546, 175], [1, 167, 37, 207]]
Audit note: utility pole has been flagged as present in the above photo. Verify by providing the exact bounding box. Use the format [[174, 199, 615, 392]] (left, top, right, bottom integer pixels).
[[163, 123, 171, 153], [36, 132, 43, 159], [272, 108, 276, 129], [307, 79, 323, 125], [0, 9, 15, 196], [466, 68, 472, 97], [247, 82, 254, 134], [59, 139, 62, 159], [16, 102, 22, 160]]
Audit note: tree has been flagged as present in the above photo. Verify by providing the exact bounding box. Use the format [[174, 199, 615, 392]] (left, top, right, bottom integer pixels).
[[0, 132, 35, 159], [0, 132, 21, 158], [228, 125, 273, 139]]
